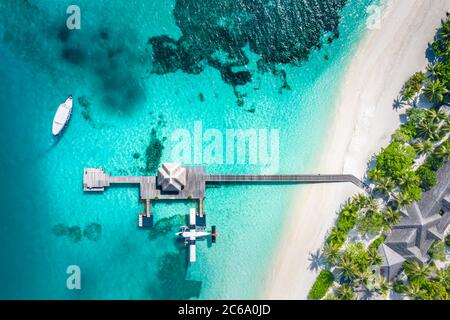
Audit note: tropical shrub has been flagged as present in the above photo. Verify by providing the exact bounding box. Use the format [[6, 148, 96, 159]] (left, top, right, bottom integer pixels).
[[356, 212, 386, 236], [401, 72, 426, 102], [335, 284, 355, 300], [393, 279, 407, 293], [403, 261, 432, 286], [336, 214, 356, 234], [399, 184, 422, 203], [308, 270, 335, 300], [326, 227, 347, 248], [369, 142, 416, 182], [436, 267, 450, 290], [391, 127, 413, 143], [416, 165, 437, 191], [425, 151, 446, 171], [423, 79, 449, 105], [369, 235, 386, 251], [428, 241, 446, 262], [419, 281, 449, 300]]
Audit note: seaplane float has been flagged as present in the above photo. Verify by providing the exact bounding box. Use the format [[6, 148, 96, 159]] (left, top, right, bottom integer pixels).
[[176, 208, 218, 263]]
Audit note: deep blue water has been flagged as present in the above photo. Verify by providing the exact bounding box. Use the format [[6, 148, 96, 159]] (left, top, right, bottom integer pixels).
[[0, 0, 376, 299]]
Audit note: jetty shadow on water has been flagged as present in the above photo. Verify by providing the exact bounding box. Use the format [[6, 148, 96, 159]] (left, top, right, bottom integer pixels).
[[149, 243, 202, 300], [145, 211, 202, 299]]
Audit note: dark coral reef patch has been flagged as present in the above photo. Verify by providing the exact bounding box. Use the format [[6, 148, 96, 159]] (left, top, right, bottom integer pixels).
[[148, 0, 347, 105], [52, 223, 102, 242]]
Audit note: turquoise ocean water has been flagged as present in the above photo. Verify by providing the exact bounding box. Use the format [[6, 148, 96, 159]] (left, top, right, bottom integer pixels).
[[0, 0, 376, 299]]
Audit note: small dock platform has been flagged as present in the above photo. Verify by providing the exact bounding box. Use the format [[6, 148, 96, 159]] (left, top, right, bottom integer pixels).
[[84, 167, 207, 200]]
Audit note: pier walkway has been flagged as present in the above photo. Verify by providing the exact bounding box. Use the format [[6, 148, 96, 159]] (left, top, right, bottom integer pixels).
[[205, 174, 365, 189], [83, 165, 367, 227]]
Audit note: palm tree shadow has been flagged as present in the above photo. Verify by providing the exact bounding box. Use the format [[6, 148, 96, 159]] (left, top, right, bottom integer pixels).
[[308, 249, 325, 271], [392, 96, 404, 110]]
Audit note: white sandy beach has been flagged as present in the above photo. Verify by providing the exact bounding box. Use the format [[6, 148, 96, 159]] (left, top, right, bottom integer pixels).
[[263, 0, 450, 299]]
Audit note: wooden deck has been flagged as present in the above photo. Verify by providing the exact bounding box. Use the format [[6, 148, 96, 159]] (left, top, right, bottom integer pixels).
[[83, 167, 207, 200]]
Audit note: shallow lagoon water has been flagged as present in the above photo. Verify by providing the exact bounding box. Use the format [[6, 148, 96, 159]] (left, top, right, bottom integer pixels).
[[0, 0, 376, 298]]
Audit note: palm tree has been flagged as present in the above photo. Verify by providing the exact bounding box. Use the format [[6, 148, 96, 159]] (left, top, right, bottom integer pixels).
[[403, 261, 432, 283], [368, 168, 383, 182], [413, 140, 434, 156], [353, 269, 373, 288], [335, 284, 355, 300], [374, 177, 394, 197], [367, 247, 382, 266], [341, 199, 357, 218], [392, 192, 412, 208], [427, 63, 440, 78], [327, 227, 346, 245], [435, 144, 450, 160], [352, 193, 369, 209], [423, 79, 449, 105], [436, 269, 450, 287], [425, 107, 447, 124], [405, 282, 424, 300], [417, 120, 440, 140], [323, 242, 341, 266], [365, 196, 379, 214], [384, 207, 400, 226], [440, 123, 450, 137], [375, 276, 392, 298], [438, 19, 450, 41], [398, 171, 419, 188], [401, 86, 418, 104], [336, 255, 357, 282]]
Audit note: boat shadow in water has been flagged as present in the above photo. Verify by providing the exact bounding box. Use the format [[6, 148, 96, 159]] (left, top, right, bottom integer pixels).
[[36, 133, 65, 161]]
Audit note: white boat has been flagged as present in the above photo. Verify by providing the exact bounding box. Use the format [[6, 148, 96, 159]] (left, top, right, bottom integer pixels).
[[52, 95, 73, 136]]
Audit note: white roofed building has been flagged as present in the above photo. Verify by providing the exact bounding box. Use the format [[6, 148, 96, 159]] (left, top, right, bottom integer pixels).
[[157, 163, 187, 193]]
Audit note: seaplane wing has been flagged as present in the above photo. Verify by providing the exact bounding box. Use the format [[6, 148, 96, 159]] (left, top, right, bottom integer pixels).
[[189, 236, 196, 263], [189, 207, 196, 228]]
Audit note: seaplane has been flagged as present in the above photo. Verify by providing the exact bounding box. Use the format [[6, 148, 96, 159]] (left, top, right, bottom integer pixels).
[[52, 95, 73, 136], [176, 208, 218, 263]]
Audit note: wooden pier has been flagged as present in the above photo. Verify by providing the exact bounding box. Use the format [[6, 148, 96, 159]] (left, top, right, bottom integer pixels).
[[205, 174, 365, 189], [83, 165, 367, 227]]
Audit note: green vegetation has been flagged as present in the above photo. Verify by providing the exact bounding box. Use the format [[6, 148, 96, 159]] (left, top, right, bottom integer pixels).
[[401, 72, 426, 104], [309, 16, 450, 300], [403, 261, 450, 300], [369, 142, 416, 181], [307, 270, 335, 300], [428, 241, 446, 262], [416, 165, 437, 191], [324, 195, 363, 249], [446, 234, 450, 247], [369, 235, 386, 251]]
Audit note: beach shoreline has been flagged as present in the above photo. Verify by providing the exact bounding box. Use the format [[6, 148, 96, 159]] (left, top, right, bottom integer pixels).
[[262, 0, 450, 299]]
